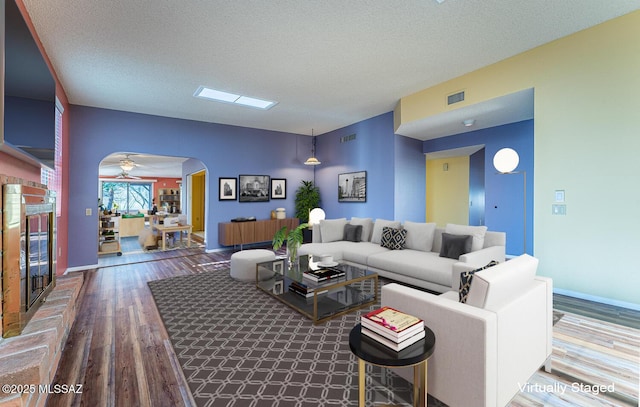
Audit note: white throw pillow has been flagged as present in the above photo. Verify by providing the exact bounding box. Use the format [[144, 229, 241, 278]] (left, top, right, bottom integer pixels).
[[371, 219, 401, 244], [349, 217, 374, 242], [319, 218, 348, 243], [403, 221, 437, 252], [445, 224, 488, 252], [466, 254, 538, 310]]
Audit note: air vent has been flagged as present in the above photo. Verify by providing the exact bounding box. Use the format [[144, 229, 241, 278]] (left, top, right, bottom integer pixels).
[[340, 134, 357, 143], [447, 91, 465, 105]]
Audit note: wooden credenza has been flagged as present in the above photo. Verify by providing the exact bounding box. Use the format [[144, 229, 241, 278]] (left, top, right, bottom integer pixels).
[[218, 218, 299, 247]]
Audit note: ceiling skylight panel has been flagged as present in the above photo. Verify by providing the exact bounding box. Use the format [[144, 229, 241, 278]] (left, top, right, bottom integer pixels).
[[194, 86, 276, 110]]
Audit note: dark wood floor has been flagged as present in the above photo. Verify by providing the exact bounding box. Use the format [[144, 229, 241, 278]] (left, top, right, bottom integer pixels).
[[48, 248, 225, 407], [47, 248, 640, 406]]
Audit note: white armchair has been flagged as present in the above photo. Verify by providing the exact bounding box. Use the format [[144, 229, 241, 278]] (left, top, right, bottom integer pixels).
[[382, 254, 553, 407]]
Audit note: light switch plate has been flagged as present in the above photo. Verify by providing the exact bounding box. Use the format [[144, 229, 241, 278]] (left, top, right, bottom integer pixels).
[[86, 208, 92, 216], [552, 204, 566, 215]]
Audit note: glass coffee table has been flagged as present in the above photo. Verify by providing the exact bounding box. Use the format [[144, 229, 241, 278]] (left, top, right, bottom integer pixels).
[[256, 255, 378, 324]]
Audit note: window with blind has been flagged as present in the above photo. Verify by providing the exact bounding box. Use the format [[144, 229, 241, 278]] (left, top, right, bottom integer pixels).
[[41, 101, 63, 217]]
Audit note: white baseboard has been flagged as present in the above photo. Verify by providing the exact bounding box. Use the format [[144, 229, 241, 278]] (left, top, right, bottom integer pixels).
[[554, 287, 640, 311], [64, 264, 98, 274]]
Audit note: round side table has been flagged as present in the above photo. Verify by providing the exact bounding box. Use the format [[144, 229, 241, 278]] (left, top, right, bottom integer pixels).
[[349, 323, 436, 407]]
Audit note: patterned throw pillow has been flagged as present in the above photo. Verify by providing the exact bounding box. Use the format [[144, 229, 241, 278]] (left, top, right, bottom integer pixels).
[[380, 227, 407, 250], [459, 260, 499, 303]]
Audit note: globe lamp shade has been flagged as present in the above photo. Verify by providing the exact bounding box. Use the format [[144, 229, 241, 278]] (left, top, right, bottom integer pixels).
[[493, 148, 520, 173]]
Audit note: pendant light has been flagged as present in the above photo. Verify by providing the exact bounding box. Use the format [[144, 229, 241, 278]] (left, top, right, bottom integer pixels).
[[304, 129, 321, 166]]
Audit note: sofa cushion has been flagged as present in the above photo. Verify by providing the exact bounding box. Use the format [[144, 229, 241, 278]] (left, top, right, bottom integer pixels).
[[341, 242, 389, 264], [350, 217, 374, 242], [459, 260, 499, 303], [380, 227, 407, 250], [466, 254, 539, 310], [298, 242, 344, 261], [343, 224, 363, 242], [319, 218, 347, 243], [371, 219, 401, 244], [439, 233, 472, 259], [445, 224, 488, 252], [403, 221, 437, 252], [368, 250, 455, 287]]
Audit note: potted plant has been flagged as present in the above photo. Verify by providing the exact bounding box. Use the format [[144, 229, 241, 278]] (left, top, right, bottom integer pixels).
[[273, 223, 309, 269], [294, 180, 321, 223]]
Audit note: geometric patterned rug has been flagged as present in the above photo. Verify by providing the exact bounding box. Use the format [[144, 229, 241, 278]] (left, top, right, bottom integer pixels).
[[148, 269, 447, 407], [149, 268, 640, 407]]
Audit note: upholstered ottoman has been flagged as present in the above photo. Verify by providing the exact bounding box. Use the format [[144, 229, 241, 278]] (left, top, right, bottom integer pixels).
[[230, 249, 276, 282]]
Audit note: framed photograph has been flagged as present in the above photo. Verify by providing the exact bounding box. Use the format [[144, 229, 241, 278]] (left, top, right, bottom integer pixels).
[[271, 178, 286, 199], [239, 175, 270, 202], [338, 171, 367, 202], [219, 177, 237, 201], [273, 280, 284, 295]]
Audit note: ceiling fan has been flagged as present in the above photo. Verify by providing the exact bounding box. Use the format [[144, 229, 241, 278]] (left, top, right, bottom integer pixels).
[[116, 170, 141, 180], [118, 154, 141, 171]]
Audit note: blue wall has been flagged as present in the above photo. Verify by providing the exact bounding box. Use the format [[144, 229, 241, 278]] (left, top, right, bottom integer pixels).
[[68, 105, 314, 268], [394, 135, 426, 222], [469, 148, 485, 226], [423, 120, 534, 255], [314, 112, 425, 222], [4, 96, 55, 149], [67, 106, 428, 268]]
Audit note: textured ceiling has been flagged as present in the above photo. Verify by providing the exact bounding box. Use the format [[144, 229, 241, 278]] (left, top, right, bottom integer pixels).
[[22, 0, 640, 140], [99, 152, 188, 178]]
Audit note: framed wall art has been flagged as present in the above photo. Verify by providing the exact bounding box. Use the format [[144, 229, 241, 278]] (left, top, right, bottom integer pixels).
[[239, 175, 270, 202], [219, 177, 237, 201], [271, 178, 286, 199], [338, 171, 367, 202]]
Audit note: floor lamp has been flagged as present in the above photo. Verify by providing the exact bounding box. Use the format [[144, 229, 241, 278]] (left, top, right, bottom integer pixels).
[[493, 148, 527, 255]]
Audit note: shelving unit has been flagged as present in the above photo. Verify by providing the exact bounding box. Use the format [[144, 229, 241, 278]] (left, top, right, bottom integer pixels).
[[158, 188, 181, 213], [98, 214, 122, 256]]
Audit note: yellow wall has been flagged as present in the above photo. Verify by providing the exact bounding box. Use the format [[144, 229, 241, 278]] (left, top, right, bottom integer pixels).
[[426, 157, 469, 227], [396, 11, 640, 306]]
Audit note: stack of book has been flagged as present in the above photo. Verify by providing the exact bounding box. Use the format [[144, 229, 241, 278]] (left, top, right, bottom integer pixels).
[[360, 306, 425, 351], [288, 281, 327, 298], [303, 267, 345, 282]]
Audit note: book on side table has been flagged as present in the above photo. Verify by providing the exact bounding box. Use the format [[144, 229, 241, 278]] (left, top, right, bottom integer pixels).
[[360, 306, 425, 351], [288, 280, 328, 298]]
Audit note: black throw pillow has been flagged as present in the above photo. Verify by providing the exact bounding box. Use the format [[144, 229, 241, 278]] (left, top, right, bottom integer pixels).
[[439, 233, 472, 259], [343, 224, 363, 242]]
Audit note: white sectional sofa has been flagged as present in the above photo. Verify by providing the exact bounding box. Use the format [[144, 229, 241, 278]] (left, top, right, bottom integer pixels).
[[382, 254, 553, 407], [299, 218, 506, 293], [298, 218, 506, 293]]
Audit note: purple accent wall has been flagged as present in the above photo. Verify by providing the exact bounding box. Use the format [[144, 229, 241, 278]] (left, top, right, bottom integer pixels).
[[469, 148, 485, 226], [423, 120, 534, 255], [67, 106, 427, 268], [68, 105, 313, 268], [314, 112, 425, 222], [394, 135, 426, 222]]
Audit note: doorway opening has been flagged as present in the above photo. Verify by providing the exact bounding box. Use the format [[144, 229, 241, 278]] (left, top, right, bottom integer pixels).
[[188, 170, 206, 242], [97, 152, 206, 266]]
